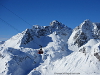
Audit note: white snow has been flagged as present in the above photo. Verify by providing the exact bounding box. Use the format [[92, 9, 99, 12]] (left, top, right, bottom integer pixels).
[[0, 20, 100, 75]]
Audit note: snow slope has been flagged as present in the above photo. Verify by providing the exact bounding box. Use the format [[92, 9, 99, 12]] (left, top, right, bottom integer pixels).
[[28, 39, 100, 75], [0, 20, 100, 75], [68, 19, 100, 51]]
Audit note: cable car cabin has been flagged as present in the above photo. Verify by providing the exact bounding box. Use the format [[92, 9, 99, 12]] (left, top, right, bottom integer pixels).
[[38, 49, 43, 54]]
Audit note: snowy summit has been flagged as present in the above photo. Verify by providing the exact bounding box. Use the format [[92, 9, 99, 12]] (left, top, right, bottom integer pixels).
[[0, 20, 100, 75]]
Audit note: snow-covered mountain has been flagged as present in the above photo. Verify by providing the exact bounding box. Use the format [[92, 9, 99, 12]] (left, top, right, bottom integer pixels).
[[68, 19, 100, 51], [0, 20, 100, 75]]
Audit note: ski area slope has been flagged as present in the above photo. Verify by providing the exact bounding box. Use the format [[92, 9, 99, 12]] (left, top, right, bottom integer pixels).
[[30, 52, 100, 75], [0, 20, 100, 75], [28, 39, 100, 75]]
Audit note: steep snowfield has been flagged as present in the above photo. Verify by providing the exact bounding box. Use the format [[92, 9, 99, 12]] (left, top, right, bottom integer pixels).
[[0, 47, 42, 75], [28, 39, 100, 75], [68, 20, 100, 51], [31, 52, 100, 75], [0, 20, 100, 75]]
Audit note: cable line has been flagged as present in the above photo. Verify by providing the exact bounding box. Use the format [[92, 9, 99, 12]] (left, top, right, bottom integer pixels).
[[0, 3, 43, 50], [0, 4, 32, 27], [0, 18, 42, 49], [0, 18, 21, 33]]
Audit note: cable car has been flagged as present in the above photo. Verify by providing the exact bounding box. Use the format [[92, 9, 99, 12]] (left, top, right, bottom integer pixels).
[[38, 48, 43, 54]]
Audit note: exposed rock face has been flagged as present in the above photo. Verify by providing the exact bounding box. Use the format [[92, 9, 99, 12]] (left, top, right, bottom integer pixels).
[[0, 20, 100, 75], [20, 20, 72, 46], [21, 29, 33, 45], [68, 20, 100, 51]]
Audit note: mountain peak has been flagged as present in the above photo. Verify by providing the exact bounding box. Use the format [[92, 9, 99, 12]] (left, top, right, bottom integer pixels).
[[51, 20, 59, 23], [49, 20, 68, 30], [84, 19, 90, 22], [82, 19, 92, 25], [50, 20, 61, 26], [79, 19, 93, 30]]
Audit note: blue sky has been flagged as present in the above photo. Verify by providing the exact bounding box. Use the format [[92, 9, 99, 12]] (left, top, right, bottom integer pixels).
[[0, 0, 100, 41]]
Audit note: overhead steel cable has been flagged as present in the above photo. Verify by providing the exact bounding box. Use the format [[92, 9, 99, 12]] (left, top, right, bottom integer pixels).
[[0, 18, 21, 33], [0, 4, 32, 27], [0, 4, 44, 48], [0, 17, 42, 48]]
